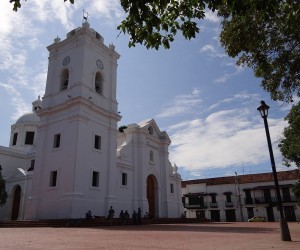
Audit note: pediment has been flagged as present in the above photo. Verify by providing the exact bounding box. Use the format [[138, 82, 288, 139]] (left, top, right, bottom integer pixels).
[[138, 119, 169, 141]]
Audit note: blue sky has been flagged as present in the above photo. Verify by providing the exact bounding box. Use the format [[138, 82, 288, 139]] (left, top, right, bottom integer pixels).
[[0, 1, 298, 180]]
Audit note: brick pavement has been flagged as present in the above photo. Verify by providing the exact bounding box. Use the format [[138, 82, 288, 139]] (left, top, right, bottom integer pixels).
[[0, 222, 299, 249]]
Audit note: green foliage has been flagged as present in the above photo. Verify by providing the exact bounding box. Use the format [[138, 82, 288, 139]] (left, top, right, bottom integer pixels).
[[118, 0, 219, 49], [279, 102, 300, 168], [219, 0, 300, 103], [9, 0, 22, 11], [292, 180, 300, 205], [0, 166, 7, 207], [10, 0, 74, 11], [118, 125, 128, 133]]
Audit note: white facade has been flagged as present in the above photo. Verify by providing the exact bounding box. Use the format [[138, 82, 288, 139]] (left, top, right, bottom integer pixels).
[[182, 170, 300, 222], [0, 22, 182, 221]]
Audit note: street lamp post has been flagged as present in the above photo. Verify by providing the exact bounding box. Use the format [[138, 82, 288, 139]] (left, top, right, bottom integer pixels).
[[257, 100, 291, 241]]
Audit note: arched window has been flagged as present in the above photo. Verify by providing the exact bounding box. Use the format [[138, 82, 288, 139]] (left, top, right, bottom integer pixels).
[[95, 72, 103, 94], [150, 150, 154, 162], [60, 69, 69, 91]]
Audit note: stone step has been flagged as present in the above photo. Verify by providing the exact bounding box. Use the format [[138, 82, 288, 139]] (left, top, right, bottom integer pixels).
[[0, 218, 209, 228]]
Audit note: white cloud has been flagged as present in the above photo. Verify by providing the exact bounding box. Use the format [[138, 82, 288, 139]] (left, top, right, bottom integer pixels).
[[204, 9, 220, 23], [156, 89, 202, 118], [0, 83, 31, 120], [208, 92, 260, 111], [168, 95, 287, 173], [214, 65, 244, 84], [200, 44, 226, 58], [87, 0, 124, 25]]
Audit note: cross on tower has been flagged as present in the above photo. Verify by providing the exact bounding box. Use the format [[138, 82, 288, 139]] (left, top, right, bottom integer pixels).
[[83, 9, 90, 23]]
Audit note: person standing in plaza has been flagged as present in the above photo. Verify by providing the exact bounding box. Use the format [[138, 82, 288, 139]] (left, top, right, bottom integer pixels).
[[108, 206, 115, 226], [137, 207, 142, 225]]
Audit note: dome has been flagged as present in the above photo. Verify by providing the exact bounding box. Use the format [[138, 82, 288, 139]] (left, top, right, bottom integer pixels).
[[15, 113, 40, 124]]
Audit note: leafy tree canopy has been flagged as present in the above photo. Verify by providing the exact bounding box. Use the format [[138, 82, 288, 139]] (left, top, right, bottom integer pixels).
[[279, 101, 300, 168], [9, 0, 74, 11], [219, 0, 300, 103], [292, 180, 300, 205]]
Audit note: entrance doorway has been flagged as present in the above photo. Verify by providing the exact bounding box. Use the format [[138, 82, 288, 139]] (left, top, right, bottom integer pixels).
[[196, 210, 205, 220], [210, 210, 220, 222], [147, 175, 158, 218], [225, 209, 236, 222], [266, 206, 275, 222], [284, 206, 296, 222], [11, 185, 21, 220], [247, 207, 254, 219]]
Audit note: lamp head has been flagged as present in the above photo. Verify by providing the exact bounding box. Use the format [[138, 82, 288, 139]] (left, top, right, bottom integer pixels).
[[257, 100, 270, 118]]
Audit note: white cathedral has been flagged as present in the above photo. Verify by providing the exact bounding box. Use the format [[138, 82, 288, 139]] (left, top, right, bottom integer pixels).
[[0, 22, 183, 221]]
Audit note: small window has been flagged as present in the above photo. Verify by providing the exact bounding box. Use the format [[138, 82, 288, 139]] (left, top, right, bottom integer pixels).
[[148, 126, 153, 135], [12, 132, 18, 145], [122, 173, 127, 186], [50, 171, 57, 187], [53, 133, 61, 148], [28, 159, 35, 171], [60, 69, 69, 91], [92, 171, 100, 187], [211, 195, 217, 203], [170, 183, 174, 193], [95, 72, 103, 94], [226, 194, 232, 202], [150, 150, 154, 162], [94, 135, 101, 150], [25, 131, 34, 145]]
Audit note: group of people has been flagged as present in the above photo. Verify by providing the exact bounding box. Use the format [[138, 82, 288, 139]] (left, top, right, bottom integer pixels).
[[119, 207, 142, 225], [86, 206, 148, 225]]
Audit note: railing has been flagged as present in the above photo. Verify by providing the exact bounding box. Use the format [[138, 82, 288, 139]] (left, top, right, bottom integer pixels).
[[254, 197, 277, 204], [244, 198, 254, 205], [225, 201, 234, 207], [210, 202, 218, 208], [184, 203, 208, 209], [244, 196, 297, 204], [282, 196, 297, 203]]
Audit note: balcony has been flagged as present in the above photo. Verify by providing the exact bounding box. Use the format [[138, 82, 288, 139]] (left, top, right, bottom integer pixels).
[[225, 201, 234, 207], [244, 198, 254, 205], [184, 202, 208, 209], [254, 197, 277, 204], [210, 202, 218, 208], [282, 196, 297, 203]]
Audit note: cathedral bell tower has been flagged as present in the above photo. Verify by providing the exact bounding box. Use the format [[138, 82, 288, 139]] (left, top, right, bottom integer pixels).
[[26, 21, 121, 219]]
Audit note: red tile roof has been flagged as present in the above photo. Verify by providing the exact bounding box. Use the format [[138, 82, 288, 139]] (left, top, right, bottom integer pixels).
[[181, 169, 300, 188]]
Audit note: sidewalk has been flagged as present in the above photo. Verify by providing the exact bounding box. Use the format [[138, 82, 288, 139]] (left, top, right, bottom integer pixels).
[[0, 222, 299, 249]]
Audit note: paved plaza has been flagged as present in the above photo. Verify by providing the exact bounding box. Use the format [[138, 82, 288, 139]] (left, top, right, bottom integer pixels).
[[0, 222, 299, 249]]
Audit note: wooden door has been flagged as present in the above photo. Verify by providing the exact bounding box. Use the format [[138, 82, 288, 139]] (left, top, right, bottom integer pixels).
[[11, 186, 21, 220], [147, 175, 155, 218]]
